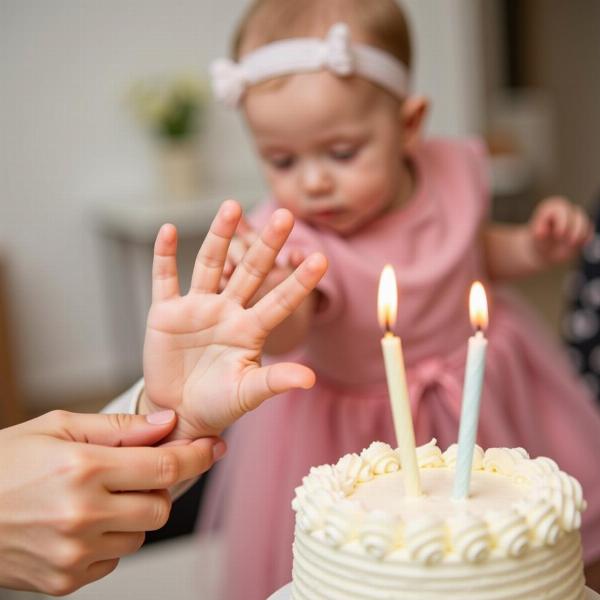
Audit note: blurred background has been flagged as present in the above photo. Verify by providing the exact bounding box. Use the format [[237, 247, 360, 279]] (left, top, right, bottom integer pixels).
[[2, 1, 600, 599]]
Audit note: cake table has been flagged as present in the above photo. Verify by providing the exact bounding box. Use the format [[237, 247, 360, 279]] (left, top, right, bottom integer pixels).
[[267, 583, 600, 599]]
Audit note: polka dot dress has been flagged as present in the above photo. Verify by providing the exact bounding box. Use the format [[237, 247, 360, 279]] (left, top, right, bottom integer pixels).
[[564, 206, 600, 401]]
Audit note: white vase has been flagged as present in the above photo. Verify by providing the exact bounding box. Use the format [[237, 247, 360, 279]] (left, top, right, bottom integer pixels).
[[157, 140, 201, 201]]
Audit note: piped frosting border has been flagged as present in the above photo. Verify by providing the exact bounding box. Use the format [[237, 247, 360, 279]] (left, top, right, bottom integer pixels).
[[291, 440, 586, 564]]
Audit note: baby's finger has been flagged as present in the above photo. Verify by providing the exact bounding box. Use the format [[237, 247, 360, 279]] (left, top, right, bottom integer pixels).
[[223, 209, 295, 305], [100, 437, 221, 492], [550, 205, 573, 240], [237, 215, 259, 244], [152, 224, 180, 302], [222, 259, 234, 278], [189, 200, 242, 294], [288, 249, 306, 269], [228, 236, 250, 266], [568, 209, 591, 246], [238, 363, 316, 414], [252, 252, 327, 331]]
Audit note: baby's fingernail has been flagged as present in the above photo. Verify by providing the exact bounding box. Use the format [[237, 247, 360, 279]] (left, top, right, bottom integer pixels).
[[221, 200, 239, 221], [212, 441, 227, 461], [146, 410, 175, 425], [306, 253, 326, 271]]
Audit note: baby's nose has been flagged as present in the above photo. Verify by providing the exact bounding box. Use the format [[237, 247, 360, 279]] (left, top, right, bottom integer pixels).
[[300, 162, 333, 197]]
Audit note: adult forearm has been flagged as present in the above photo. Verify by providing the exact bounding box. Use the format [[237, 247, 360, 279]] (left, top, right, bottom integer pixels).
[[483, 224, 545, 281]]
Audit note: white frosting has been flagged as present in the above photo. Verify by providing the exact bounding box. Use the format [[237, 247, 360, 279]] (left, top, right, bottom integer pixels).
[[416, 438, 444, 468], [448, 513, 490, 563], [442, 441, 484, 469], [360, 441, 400, 474], [359, 510, 398, 559], [485, 508, 529, 557], [405, 514, 445, 565], [291, 440, 586, 600]]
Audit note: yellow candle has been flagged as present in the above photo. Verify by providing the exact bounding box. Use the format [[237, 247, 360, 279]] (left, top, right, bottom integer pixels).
[[378, 265, 421, 497]]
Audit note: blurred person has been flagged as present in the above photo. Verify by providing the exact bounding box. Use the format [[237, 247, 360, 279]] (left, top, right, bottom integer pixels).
[[0, 200, 327, 595], [157, 1, 599, 597]]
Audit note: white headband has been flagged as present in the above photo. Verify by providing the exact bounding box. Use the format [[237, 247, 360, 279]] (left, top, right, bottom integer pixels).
[[210, 22, 410, 108]]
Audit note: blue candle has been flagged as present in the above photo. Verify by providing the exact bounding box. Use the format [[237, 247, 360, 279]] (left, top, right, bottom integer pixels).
[[453, 282, 488, 500]]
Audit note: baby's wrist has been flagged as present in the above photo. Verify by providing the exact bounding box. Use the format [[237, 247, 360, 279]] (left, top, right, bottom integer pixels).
[[520, 227, 550, 273], [137, 390, 160, 417]]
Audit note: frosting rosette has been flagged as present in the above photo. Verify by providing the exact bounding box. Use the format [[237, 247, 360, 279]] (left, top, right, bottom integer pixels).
[[360, 441, 400, 475], [442, 442, 484, 470]]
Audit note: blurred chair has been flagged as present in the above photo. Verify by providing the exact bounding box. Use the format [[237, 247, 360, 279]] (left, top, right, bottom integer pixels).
[[0, 254, 25, 428]]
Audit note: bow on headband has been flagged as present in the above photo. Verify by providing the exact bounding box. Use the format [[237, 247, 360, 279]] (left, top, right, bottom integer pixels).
[[210, 23, 409, 108]]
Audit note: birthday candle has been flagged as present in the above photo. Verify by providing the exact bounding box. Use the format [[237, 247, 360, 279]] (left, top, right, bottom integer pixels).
[[378, 265, 421, 497], [453, 281, 489, 500]]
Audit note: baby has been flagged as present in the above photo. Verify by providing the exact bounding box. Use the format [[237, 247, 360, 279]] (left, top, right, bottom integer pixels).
[[153, 1, 600, 597]]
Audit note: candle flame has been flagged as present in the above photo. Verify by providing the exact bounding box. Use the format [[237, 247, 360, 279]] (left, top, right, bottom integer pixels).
[[378, 265, 398, 331], [469, 281, 488, 331]]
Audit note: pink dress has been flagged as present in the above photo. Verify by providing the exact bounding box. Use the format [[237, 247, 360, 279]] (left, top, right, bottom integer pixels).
[[202, 138, 600, 600]]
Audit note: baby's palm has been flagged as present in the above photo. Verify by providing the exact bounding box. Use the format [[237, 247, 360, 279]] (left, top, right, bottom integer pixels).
[[143, 201, 326, 440]]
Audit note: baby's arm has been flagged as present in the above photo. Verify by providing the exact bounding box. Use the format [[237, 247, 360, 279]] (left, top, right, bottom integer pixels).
[[483, 196, 591, 280]]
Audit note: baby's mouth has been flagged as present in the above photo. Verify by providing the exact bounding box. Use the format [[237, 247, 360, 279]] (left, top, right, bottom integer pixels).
[[311, 207, 344, 219]]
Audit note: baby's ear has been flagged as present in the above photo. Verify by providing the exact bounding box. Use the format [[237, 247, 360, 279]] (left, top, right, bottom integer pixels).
[[399, 95, 429, 151]]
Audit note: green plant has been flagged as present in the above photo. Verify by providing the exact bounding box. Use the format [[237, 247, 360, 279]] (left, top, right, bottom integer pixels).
[[129, 74, 208, 142]]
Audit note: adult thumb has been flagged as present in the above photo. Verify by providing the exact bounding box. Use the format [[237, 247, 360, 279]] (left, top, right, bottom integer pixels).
[[38, 409, 178, 447]]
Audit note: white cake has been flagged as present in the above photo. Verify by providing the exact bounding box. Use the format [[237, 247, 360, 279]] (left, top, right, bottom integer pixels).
[[291, 439, 587, 599]]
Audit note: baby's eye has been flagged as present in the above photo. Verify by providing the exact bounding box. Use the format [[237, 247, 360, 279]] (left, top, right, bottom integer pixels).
[[269, 155, 295, 170], [330, 147, 357, 161]]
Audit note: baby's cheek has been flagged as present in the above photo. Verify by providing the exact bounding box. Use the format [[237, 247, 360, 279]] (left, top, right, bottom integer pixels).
[[273, 191, 304, 218]]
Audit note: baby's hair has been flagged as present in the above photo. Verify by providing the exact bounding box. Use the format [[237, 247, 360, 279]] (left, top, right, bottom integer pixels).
[[232, 0, 412, 71]]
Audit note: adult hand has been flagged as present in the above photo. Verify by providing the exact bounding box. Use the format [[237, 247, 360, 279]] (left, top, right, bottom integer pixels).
[[0, 409, 224, 595], [142, 199, 327, 440]]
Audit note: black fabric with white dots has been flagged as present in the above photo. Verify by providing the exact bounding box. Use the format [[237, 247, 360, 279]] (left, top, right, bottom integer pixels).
[[564, 201, 600, 402]]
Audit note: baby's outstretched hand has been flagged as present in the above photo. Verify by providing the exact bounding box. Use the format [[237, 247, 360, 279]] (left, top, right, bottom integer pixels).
[[529, 196, 592, 265], [141, 200, 327, 441]]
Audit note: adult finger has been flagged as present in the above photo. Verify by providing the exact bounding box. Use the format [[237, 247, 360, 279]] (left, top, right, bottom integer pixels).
[[93, 532, 146, 561], [189, 200, 242, 293], [100, 436, 224, 491], [223, 209, 294, 305], [50, 559, 120, 596], [83, 559, 120, 588], [152, 224, 180, 302], [238, 363, 316, 414], [104, 489, 173, 532], [252, 252, 327, 332], [36, 410, 179, 448]]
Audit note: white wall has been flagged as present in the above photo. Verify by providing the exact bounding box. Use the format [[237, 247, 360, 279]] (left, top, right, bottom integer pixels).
[[0, 0, 484, 408]]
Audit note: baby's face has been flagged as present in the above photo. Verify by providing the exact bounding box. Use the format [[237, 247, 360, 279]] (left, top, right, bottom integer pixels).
[[243, 72, 410, 235]]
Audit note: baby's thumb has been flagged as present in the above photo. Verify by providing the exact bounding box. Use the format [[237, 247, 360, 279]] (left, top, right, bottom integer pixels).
[[40, 409, 178, 447]]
